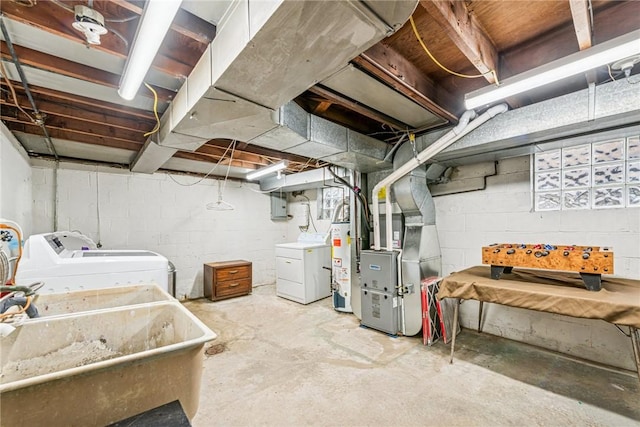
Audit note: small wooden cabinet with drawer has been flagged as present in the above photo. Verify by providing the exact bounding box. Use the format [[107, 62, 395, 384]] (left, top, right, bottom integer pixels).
[[203, 260, 252, 301]]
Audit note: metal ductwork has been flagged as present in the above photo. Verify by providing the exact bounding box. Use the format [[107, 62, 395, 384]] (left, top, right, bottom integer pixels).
[[252, 101, 393, 173], [391, 139, 441, 336], [132, 0, 419, 174], [426, 78, 640, 166]]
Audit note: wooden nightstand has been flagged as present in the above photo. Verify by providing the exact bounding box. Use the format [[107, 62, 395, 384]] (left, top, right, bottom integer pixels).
[[203, 260, 252, 301]]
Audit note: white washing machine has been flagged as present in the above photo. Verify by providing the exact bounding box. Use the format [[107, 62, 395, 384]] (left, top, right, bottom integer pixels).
[[275, 233, 331, 304], [15, 233, 169, 294]]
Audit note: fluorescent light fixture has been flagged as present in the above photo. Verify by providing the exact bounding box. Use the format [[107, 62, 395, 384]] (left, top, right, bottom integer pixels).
[[465, 29, 640, 110], [246, 160, 289, 181], [118, 0, 182, 100]]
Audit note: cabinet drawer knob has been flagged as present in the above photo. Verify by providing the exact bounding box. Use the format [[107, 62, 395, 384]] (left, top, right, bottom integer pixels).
[[229, 283, 240, 287], [228, 270, 239, 274], [285, 261, 291, 264]]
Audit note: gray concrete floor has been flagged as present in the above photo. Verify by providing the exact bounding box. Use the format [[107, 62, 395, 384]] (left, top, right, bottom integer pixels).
[[184, 284, 640, 426]]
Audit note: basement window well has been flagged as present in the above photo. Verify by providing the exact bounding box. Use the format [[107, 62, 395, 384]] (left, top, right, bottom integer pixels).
[[534, 136, 640, 211]]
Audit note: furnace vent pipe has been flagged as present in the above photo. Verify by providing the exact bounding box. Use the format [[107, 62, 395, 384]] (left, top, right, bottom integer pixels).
[[371, 104, 508, 251]]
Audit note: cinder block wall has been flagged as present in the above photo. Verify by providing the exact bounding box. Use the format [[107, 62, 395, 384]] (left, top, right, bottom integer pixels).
[[434, 156, 639, 370], [30, 160, 294, 299], [1, 126, 32, 235]]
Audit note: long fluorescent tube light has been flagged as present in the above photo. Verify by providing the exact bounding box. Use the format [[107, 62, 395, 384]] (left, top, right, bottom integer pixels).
[[465, 29, 640, 110], [246, 161, 289, 181], [118, 0, 182, 100]]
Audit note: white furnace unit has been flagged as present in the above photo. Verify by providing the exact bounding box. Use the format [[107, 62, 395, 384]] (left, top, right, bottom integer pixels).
[[275, 233, 331, 304], [15, 233, 169, 294]]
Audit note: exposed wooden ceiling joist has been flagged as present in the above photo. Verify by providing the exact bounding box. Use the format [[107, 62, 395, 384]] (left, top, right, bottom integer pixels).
[[569, 0, 593, 50], [353, 43, 458, 122], [1, 106, 145, 144], [0, 42, 174, 101], [0, 92, 154, 133], [4, 121, 142, 151], [173, 151, 260, 171], [0, 1, 192, 78], [307, 85, 409, 131], [205, 139, 324, 171], [419, 0, 499, 84], [0, 81, 156, 120], [107, 0, 216, 45]]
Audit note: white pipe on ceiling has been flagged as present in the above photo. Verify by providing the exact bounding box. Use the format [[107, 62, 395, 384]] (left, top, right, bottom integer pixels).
[[371, 103, 509, 251]]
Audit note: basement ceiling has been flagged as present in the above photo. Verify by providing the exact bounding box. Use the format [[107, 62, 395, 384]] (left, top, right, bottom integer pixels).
[[0, 0, 638, 178]]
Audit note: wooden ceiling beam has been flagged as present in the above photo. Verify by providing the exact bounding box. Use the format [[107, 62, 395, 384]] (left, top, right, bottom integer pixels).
[[0, 81, 155, 120], [353, 43, 458, 121], [569, 0, 592, 50], [0, 42, 174, 102], [4, 121, 142, 152], [107, 0, 216, 45], [205, 139, 321, 168], [419, 0, 498, 84], [1, 106, 146, 144], [172, 151, 257, 170], [196, 144, 272, 166], [0, 2, 191, 78], [307, 85, 409, 131], [0, 93, 154, 133], [569, 0, 595, 83], [313, 101, 333, 115]]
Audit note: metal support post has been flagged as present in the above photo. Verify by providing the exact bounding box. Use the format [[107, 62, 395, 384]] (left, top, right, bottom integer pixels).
[[450, 298, 459, 364], [630, 327, 640, 383]]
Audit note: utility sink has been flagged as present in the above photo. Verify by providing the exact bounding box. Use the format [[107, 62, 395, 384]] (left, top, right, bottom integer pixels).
[[33, 283, 174, 318], [0, 301, 216, 426]]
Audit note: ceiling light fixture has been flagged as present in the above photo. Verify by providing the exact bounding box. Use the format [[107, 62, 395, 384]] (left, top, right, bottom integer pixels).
[[246, 161, 289, 181], [118, 0, 182, 101], [464, 29, 640, 110]]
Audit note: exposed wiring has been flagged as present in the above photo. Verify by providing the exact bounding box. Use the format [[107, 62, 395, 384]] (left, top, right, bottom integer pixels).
[[297, 157, 315, 172], [106, 26, 129, 49], [105, 15, 139, 23], [50, 0, 130, 47], [167, 140, 236, 186], [0, 295, 31, 321], [0, 17, 58, 159], [12, 0, 36, 6], [51, 0, 73, 13], [409, 16, 498, 84], [207, 140, 236, 210], [143, 82, 160, 137], [607, 64, 616, 82], [0, 61, 36, 123], [327, 167, 371, 230]]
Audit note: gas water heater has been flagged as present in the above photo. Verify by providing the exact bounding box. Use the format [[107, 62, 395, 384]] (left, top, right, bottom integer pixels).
[[330, 222, 352, 312]]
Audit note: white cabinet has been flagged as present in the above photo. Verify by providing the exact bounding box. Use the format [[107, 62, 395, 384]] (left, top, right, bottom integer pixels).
[[275, 243, 331, 304]]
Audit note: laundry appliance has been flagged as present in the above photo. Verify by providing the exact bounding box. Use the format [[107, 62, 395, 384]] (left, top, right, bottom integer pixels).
[[15, 233, 169, 294], [275, 232, 331, 304]]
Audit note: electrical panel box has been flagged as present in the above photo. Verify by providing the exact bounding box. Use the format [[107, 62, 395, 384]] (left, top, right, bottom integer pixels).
[[361, 250, 398, 292], [270, 192, 287, 221]]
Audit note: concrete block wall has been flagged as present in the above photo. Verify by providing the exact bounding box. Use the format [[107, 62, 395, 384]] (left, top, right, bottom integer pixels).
[[434, 155, 640, 370], [30, 160, 307, 299], [0, 124, 32, 235], [285, 189, 333, 240]]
